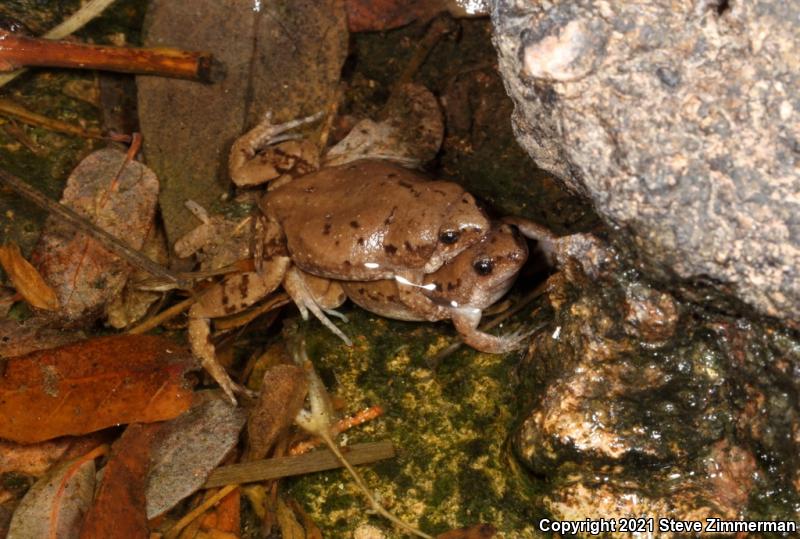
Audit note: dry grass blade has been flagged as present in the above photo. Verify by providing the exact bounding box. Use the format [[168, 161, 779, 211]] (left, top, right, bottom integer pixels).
[[0, 242, 59, 310]]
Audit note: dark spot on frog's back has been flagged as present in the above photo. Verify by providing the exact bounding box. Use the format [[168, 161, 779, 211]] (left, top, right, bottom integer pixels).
[[398, 180, 412, 188], [350, 220, 360, 228], [447, 279, 461, 291], [384, 244, 397, 255], [357, 237, 365, 245], [387, 173, 397, 178], [323, 223, 331, 235]]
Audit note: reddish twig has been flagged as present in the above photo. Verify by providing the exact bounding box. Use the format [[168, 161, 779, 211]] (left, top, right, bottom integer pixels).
[[0, 30, 214, 82], [289, 405, 385, 455]]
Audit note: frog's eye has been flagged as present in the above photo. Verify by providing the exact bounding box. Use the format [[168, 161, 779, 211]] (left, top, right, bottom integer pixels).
[[473, 258, 494, 276], [439, 230, 460, 244]]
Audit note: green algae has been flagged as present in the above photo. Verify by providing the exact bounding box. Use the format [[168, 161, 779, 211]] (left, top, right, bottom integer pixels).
[[282, 304, 546, 537]]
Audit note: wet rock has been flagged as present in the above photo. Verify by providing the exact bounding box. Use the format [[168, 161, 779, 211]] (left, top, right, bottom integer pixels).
[[491, 0, 800, 322], [515, 236, 800, 535]]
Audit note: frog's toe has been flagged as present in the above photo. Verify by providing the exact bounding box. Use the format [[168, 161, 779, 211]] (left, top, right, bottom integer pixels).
[[451, 310, 533, 354], [324, 308, 349, 323], [284, 268, 353, 346]]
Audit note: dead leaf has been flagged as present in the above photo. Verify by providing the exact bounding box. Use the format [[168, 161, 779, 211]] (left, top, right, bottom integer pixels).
[[0, 432, 111, 476], [245, 365, 308, 461], [436, 524, 497, 539], [138, 0, 347, 246], [0, 334, 197, 443], [345, 0, 445, 31], [146, 392, 246, 519], [79, 423, 162, 539], [105, 225, 169, 329], [7, 448, 100, 539], [0, 242, 59, 310], [287, 499, 322, 539], [198, 487, 240, 536], [276, 497, 305, 539], [31, 148, 159, 320], [0, 318, 85, 358]]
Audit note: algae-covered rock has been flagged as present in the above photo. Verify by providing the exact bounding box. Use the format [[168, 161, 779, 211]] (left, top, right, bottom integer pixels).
[[515, 236, 800, 537]]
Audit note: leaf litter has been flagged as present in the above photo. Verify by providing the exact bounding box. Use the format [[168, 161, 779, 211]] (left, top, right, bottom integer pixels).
[[0, 0, 507, 535]]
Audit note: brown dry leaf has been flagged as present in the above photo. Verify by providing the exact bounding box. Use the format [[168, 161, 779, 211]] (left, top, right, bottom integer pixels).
[[0, 432, 111, 476], [0, 242, 59, 310], [345, 0, 445, 31], [31, 148, 159, 320], [287, 499, 322, 539], [245, 364, 308, 461], [436, 524, 497, 539], [0, 334, 197, 443], [106, 225, 169, 329], [0, 318, 85, 358], [146, 392, 246, 519], [198, 487, 240, 537], [138, 0, 347, 246], [79, 423, 163, 539], [6, 449, 99, 539], [276, 497, 305, 539]]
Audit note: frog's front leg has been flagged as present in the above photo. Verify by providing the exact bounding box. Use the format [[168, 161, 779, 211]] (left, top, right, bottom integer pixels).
[[394, 270, 446, 314], [450, 307, 532, 353], [283, 267, 352, 346], [229, 112, 323, 186]]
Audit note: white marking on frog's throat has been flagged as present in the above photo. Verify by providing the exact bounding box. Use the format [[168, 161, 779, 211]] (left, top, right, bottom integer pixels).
[[364, 262, 380, 269], [394, 274, 437, 291], [252, 0, 262, 11]]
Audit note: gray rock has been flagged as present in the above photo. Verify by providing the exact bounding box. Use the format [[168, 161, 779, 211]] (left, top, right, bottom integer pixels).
[[491, 0, 800, 321]]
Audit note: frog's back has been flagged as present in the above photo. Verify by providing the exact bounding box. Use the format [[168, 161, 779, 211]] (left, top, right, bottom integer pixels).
[[261, 160, 474, 280]]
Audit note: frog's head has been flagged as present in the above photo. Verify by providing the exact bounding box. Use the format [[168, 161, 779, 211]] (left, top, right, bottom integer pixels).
[[424, 223, 528, 311], [425, 193, 491, 273]]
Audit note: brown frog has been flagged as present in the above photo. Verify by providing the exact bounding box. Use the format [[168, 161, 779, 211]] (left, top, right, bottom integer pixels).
[[338, 223, 532, 352], [182, 109, 553, 402]]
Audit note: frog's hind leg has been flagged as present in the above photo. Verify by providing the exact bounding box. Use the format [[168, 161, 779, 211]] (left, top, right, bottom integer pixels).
[[450, 308, 532, 354], [283, 267, 352, 346], [188, 312, 246, 405]]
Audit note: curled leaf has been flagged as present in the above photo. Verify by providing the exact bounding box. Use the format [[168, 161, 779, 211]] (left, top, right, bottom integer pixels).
[[0, 242, 59, 310]]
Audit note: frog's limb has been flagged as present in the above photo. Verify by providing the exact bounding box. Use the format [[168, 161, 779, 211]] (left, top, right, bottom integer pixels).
[[187, 312, 243, 405], [283, 267, 352, 346], [229, 112, 324, 186], [394, 270, 448, 314], [502, 216, 560, 265], [188, 259, 290, 404], [450, 307, 532, 353]]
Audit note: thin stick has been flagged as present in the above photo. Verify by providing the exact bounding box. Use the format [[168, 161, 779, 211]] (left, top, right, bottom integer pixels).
[[289, 405, 385, 455], [0, 0, 118, 88], [0, 168, 187, 288], [163, 485, 238, 539], [318, 431, 433, 539], [127, 294, 197, 335], [203, 441, 396, 488], [0, 98, 104, 139]]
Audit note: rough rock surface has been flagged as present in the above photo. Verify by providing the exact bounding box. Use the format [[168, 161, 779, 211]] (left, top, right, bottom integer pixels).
[[491, 0, 800, 321], [515, 237, 800, 535]]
